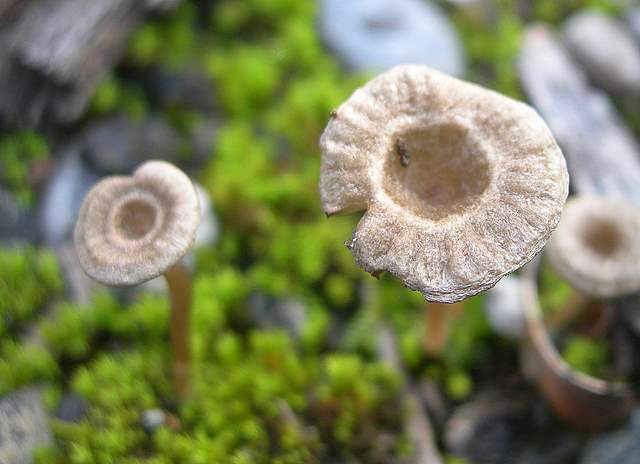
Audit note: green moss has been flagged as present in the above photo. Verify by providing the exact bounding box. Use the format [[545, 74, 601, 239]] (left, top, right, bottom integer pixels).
[[0, 341, 59, 395], [90, 76, 148, 119], [562, 335, 610, 379], [0, 246, 63, 337], [452, 0, 524, 98], [533, 0, 623, 24], [538, 260, 574, 316], [206, 45, 283, 117], [40, 292, 169, 362], [128, 3, 199, 69], [445, 369, 473, 401], [0, 131, 49, 205], [444, 295, 491, 370]]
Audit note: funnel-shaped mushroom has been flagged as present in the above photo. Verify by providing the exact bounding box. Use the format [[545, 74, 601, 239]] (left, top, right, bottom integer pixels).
[[320, 65, 569, 303], [74, 160, 200, 397], [75, 160, 199, 286], [546, 195, 640, 299]]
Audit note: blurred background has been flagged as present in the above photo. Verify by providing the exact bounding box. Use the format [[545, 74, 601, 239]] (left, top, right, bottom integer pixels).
[[1, 0, 640, 463]]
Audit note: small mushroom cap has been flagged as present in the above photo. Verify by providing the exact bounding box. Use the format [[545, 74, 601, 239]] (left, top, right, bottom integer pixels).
[[74, 160, 200, 286], [546, 196, 640, 298], [320, 65, 569, 303]]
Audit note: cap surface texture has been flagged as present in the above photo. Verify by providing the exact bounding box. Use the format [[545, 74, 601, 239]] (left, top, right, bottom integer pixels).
[[74, 160, 200, 286], [320, 65, 569, 303]]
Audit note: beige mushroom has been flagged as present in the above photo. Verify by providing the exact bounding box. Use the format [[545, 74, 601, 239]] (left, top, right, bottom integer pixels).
[[74, 160, 200, 397], [320, 65, 569, 304], [546, 195, 640, 299]]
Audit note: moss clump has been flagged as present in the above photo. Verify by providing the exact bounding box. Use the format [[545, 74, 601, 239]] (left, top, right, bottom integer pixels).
[[538, 260, 574, 317], [0, 341, 59, 395], [42, 326, 402, 463], [0, 246, 63, 337], [561, 335, 610, 379], [0, 131, 49, 205]]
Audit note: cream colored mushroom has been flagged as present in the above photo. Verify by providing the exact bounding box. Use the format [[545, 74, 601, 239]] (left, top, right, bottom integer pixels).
[[74, 160, 200, 397], [74, 160, 200, 286], [546, 195, 640, 299], [320, 65, 569, 303]]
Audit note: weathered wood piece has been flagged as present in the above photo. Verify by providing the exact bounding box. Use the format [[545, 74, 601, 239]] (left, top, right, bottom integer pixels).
[[518, 24, 640, 208], [0, 0, 143, 127]]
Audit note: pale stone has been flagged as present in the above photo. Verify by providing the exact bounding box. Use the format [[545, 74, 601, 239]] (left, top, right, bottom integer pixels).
[[563, 11, 640, 96], [319, 65, 568, 303], [485, 274, 525, 339]]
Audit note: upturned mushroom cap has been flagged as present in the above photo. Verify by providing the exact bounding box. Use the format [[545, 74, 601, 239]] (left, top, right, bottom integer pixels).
[[74, 160, 200, 286], [546, 196, 640, 298], [320, 65, 569, 303]]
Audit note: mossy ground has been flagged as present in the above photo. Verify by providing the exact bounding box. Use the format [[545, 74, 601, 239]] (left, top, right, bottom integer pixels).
[[0, 0, 634, 462]]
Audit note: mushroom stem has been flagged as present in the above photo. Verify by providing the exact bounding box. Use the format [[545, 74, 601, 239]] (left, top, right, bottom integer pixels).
[[163, 263, 192, 398], [424, 302, 462, 355]]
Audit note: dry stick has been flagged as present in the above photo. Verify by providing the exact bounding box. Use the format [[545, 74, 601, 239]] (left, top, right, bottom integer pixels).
[[164, 263, 192, 398], [377, 324, 443, 464], [424, 302, 462, 355]]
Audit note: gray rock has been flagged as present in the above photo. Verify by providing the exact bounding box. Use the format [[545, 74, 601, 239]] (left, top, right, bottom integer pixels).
[[626, 7, 640, 42], [55, 242, 100, 306], [445, 390, 530, 464], [518, 24, 640, 208], [318, 0, 465, 76], [83, 115, 180, 174], [563, 11, 640, 96], [38, 148, 100, 246], [190, 117, 219, 165], [485, 274, 524, 340], [193, 182, 219, 250], [144, 0, 182, 13], [55, 393, 88, 423], [248, 293, 307, 339], [417, 380, 448, 431], [141, 408, 166, 433], [518, 432, 581, 464], [0, 188, 36, 245], [0, 388, 52, 464], [581, 409, 640, 464], [147, 69, 215, 113]]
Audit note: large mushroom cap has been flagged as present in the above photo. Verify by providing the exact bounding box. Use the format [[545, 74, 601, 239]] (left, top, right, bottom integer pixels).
[[74, 160, 200, 286], [320, 65, 568, 303], [546, 196, 640, 298]]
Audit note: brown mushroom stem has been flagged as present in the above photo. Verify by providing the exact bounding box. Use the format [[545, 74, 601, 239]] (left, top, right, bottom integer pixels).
[[164, 263, 192, 398], [424, 302, 462, 355]]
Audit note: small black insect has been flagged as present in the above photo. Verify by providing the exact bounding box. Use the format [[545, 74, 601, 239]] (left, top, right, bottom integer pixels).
[[396, 139, 410, 167], [329, 109, 338, 118]]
